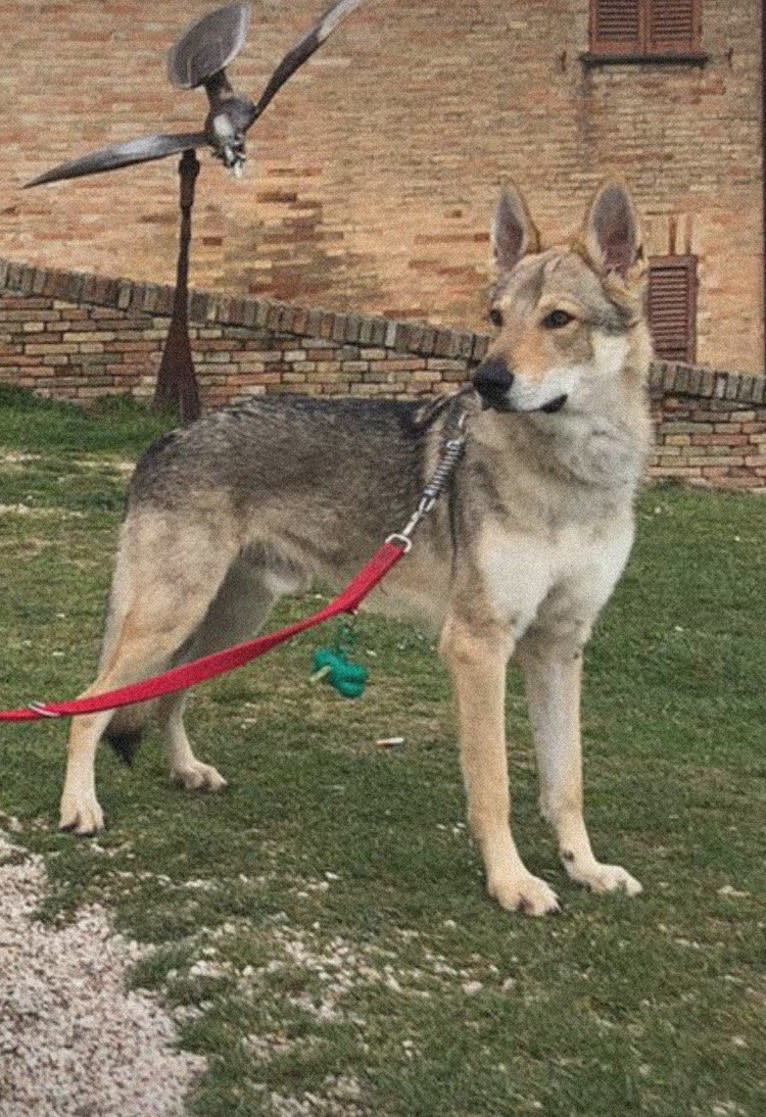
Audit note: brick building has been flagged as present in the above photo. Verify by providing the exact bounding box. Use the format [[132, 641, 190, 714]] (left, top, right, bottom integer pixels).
[[0, 1, 762, 372]]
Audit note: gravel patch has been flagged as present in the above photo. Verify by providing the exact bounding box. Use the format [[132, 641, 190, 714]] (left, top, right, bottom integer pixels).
[[0, 504, 85, 519], [0, 824, 206, 1116]]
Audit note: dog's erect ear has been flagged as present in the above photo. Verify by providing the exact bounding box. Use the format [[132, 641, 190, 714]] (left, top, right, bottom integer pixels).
[[492, 184, 541, 272], [583, 182, 641, 278]]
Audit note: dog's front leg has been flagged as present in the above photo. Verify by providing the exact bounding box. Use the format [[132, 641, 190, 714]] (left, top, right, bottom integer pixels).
[[517, 630, 642, 898], [440, 616, 560, 916]]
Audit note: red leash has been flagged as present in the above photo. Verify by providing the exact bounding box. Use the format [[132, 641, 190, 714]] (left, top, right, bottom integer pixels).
[[0, 397, 470, 726], [0, 540, 406, 723]]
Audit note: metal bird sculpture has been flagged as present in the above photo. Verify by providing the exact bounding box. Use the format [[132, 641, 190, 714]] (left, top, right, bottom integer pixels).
[[25, 0, 369, 186], [22, 0, 372, 424]]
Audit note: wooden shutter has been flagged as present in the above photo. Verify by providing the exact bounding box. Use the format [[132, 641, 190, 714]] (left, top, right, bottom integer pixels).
[[648, 256, 697, 362], [591, 0, 642, 55], [647, 0, 699, 53], [590, 0, 701, 56]]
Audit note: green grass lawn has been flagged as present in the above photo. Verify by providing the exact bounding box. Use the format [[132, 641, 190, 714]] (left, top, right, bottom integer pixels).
[[1, 388, 764, 1116]]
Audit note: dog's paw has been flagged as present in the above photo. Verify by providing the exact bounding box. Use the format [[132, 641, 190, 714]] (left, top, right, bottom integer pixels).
[[172, 761, 227, 792], [59, 794, 105, 837], [564, 856, 642, 897], [489, 872, 561, 917]]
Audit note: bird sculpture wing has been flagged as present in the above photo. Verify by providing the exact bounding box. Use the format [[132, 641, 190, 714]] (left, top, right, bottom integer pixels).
[[250, 0, 369, 121], [168, 1, 252, 89], [25, 132, 209, 187]]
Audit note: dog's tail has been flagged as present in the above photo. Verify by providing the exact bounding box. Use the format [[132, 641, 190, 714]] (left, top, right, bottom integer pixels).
[[104, 702, 155, 766]]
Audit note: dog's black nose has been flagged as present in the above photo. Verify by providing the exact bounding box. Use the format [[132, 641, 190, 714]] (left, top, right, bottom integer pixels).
[[473, 358, 513, 410]]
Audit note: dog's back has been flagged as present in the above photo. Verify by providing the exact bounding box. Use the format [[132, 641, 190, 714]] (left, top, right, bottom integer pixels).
[[128, 394, 448, 566]]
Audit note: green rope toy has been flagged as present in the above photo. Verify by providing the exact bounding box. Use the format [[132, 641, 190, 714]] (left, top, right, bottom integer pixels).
[[309, 617, 369, 699]]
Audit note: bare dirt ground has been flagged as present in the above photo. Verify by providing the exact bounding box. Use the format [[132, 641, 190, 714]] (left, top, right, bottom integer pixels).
[[0, 822, 206, 1117]]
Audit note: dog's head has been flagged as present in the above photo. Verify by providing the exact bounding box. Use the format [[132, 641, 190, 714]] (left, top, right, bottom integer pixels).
[[473, 182, 651, 415]]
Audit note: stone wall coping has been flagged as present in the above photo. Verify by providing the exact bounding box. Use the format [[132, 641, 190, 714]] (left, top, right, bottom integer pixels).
[[2, 258, 764, 403], [648, 361, 766, 406], [0, 258, 490, 365]]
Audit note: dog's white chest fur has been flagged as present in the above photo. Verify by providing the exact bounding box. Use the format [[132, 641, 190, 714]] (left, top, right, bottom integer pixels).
[[480, 516, 634, 638]]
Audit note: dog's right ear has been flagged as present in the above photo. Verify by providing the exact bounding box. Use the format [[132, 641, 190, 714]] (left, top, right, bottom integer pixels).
[[495, 183, 542, 272], [491, 184, 541, 272]]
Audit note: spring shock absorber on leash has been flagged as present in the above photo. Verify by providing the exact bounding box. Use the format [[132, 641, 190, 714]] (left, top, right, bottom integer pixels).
[[386, 408, 468, 555], [309, 402, 470, 699]]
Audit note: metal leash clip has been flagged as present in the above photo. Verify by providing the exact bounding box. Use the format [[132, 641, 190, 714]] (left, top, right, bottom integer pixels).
[[27, 701, 60, 718]]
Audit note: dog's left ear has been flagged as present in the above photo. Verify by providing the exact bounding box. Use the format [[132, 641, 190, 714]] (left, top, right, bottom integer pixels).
[[583, 183, 641, 278]]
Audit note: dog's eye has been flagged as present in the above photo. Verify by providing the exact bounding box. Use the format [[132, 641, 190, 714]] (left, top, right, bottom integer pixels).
[[541, 309, 575, 330], [488, 307, 504, 328]]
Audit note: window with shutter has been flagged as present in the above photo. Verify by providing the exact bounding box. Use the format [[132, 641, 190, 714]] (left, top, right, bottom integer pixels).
[[588, 0, 703, 61], [591, 0, 642, 55], [648, 256, 697, 363], [647, 0, 699, 53]]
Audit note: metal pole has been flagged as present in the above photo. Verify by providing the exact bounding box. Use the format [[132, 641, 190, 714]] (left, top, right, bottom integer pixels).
[[153, 149, 201, 423], [762, 0, 766, 373]]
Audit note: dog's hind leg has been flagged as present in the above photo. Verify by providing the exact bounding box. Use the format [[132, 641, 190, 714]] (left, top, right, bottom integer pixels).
[[60, 618, 208, 836], [59, 707, 119, 836], [157, 558, 281, 791], [60, 519, 240, 835], [157, 692, 226, 792], [516, 628, 642, 898]]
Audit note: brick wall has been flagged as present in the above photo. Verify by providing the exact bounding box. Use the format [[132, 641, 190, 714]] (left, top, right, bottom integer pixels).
[[2, 259, 765, 493], [0, 259, 483, 410], [0, 1, 760, 373], [648, 366, 766, 490]]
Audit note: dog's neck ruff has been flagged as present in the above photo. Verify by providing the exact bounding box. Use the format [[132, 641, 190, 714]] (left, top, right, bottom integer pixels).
[[481, 389, 649, 494], [536, 408, 649, 491]]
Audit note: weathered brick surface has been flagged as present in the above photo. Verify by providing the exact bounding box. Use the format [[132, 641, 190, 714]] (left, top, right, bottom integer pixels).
[[0, 1, 760, 371], [648, 361, 766, 490], [2, 263, 766, 492]]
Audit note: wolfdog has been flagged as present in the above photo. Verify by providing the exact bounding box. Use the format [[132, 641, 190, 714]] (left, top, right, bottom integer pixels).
[[59, 181, 651, 916]]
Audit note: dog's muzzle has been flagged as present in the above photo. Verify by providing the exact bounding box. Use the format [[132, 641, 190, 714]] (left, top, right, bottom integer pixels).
[[473, 358, 514, 411], [473, 358, 568, 414]]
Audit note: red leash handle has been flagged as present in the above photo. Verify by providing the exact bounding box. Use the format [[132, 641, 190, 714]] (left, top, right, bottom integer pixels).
[[0, 540, 406, 723]]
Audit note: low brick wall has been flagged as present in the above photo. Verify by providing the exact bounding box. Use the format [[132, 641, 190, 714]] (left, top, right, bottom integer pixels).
[[648, 366, 766, 490], [2, 259, 766, 492], [0, 260, 481, 409]]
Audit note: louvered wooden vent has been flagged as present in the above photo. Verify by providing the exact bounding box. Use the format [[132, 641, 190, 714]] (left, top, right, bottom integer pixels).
[[648, 256, 697, 362], [590, 0, 701, 56], [592, 0, 641, 53]]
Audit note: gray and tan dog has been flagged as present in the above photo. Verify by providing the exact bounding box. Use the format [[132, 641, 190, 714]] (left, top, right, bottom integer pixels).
[[60, 181, 652, 916]]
